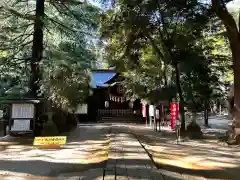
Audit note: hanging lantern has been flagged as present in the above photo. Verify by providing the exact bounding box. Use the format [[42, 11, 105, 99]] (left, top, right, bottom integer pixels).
[[105, 101, 109, 108], [129, 101, 134, 108]]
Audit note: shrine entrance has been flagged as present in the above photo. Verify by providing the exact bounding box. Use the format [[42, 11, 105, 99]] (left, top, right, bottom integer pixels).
[[86, 70, 142, 123], [96, 94, 142, 122]]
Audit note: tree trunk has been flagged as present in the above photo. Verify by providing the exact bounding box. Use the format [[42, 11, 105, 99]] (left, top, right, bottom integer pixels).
[[212, 0, 240, 138], [233, 43, 240, 134], [174, 63, 185, 131], [29, 0, 45, 97], [204, 99, 209, 127]]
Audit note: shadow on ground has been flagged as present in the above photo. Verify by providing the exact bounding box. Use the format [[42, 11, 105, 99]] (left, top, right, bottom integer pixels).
[[130, 125, 240, 180]]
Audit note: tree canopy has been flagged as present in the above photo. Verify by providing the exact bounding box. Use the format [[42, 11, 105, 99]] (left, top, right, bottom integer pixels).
[[1, 0, 101, 112]]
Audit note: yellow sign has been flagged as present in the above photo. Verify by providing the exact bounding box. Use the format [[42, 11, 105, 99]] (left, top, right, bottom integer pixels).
[[33, 136, 67, 146]]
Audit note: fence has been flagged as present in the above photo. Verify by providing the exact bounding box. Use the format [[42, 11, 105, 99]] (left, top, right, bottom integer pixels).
[[98, 109, 140, 117]]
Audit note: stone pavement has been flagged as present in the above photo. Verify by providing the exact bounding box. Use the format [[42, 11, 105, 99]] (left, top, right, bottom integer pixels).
[[0, 124, 109, 180], [129, 124, 240, 180], [1, 123, 239, 180], [59, 124, 185, 180], [103, 126, 165, 180]]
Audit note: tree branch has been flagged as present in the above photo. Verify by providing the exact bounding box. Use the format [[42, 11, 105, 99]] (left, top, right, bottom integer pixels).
[[1, 1, 35, 21], [45, 14, 77, 33], [45, 14, 98, 37], [146, 33, 165, 61], [11, 33, 33, 42], [239, 8, 240, 31], [211, 0, 239, 41], [0, 40, 33, 51]]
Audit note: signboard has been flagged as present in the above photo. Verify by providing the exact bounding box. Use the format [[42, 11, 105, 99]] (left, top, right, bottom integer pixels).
[[142, 104, 146, 118], [0, 110, 3, 118], [149, 105, 155, 117], [156, 109, 160, 119], [11, 119, 30, 131], [12, 104, 34, 119], [170, 102, 179, 130], [33, 136, 67, 146], [75, 104, 88, 114]]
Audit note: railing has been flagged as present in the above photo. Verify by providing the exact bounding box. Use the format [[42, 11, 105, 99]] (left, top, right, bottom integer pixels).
[[98, 109, 140, 117]]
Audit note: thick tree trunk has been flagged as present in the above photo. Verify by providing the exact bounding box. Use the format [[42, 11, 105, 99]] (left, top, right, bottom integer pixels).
[[212, 0, 240, 143], [29, 0, 45, 97], [232, 41, 240, 134], [204, 99, 209, 127], [174, 63, 185, 131]]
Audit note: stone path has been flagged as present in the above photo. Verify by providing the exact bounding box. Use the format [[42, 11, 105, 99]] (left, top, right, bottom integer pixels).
[[1, 123, 239, 180], [103, 125, 185, 180], [59, 124, 185, 180], [130, 124, 240, 180], [104, 130, 161, 179]]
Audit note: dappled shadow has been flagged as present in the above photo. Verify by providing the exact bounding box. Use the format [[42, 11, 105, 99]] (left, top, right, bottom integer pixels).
[[0, 159, 106, 177], [0, 124, 111, 179], [128, 125, 240, 179], [0, 123, 239, 179], [104, 158, 240, 179]]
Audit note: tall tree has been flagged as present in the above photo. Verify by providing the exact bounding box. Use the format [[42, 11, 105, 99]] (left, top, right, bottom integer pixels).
[[101, 0, 215, 131], [211, 0, 240, 136], [1, 0, 100, 132]]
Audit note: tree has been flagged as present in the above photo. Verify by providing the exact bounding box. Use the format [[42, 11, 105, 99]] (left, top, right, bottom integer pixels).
[[101, 0, 217, 131], [211, 0, 240, 136], [1, 0, 100, 133]]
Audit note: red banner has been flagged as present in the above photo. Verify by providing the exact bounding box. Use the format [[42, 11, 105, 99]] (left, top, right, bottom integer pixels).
[[170, 102, 179, 130]]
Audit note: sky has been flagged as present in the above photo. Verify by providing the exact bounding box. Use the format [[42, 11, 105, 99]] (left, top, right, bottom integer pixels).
[[89, 0, 240, 11], [227, 0, 240, 11]]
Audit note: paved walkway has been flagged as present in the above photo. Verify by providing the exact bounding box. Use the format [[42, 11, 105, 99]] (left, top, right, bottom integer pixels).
[[1, 123, 239, 180], [58, 124, 185, 180], [103, 126, 165, 180], [0, 124, 109, 180], [130, 124, 240, 180]]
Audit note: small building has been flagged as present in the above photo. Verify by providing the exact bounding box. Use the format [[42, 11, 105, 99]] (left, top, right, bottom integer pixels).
[[76, 69, 142, 122]]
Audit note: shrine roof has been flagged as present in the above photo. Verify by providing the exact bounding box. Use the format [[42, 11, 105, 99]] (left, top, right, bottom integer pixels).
[[90, 69, 117, 88]]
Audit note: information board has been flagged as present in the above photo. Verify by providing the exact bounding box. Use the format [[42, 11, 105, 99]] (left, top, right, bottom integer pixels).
[[12, 104, 34, 119], [0, 110, 3, 118], [11, 119, 31, 131], [33, 136, 67, 146], [75, 104, 88, 114]]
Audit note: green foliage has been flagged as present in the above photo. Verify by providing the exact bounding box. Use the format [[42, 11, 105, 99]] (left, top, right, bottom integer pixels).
[[100, 0, 232, 112], [0, 0, 101, 112]]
